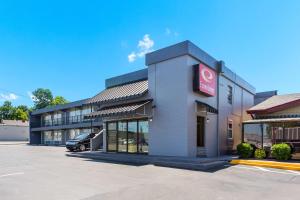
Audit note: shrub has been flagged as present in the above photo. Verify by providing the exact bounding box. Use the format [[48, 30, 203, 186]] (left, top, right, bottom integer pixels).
[[271, 143, 291, 160], [237, 143, 254, 158], [250, 144, 257, 157], [254, 149, 266, 159]]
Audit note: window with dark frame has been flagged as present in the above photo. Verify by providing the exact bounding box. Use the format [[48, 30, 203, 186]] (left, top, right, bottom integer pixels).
[[106, 119, 149, 154], [227, 85, 233, 104], [228, 119, 233, 139]]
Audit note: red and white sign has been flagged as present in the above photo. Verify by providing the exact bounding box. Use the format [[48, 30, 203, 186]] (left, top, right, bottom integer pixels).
[[198, 63, 216, 96]]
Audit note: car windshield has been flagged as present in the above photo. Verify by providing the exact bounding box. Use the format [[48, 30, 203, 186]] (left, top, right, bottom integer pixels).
[[74, 133, 89, 140]]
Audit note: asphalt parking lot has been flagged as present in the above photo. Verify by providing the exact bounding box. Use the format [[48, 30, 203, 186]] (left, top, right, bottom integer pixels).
[[0, 143, 300, 200]]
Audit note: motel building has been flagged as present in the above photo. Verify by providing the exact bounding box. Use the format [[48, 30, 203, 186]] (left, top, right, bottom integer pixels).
[[30, 41, 256, 157]]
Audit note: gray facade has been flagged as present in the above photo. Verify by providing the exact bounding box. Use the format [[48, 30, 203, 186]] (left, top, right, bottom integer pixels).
[[30, 40, 255, 158], [145, 41, 255, 157]]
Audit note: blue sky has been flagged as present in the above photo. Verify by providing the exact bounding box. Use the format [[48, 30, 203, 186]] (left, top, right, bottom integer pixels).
[[0, 0, 300, 107]]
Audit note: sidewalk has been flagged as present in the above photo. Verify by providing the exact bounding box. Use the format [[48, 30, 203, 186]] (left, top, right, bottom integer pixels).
[[67, 151, 234, 171], [231, 159, 300, 171], [0, 141, 29, 145]]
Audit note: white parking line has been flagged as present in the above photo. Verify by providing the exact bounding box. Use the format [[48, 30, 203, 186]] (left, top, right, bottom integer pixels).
[[255, 166, 271, 172], [287, 170, 300, 175], [225, 164, 300, 176], [0, 172, 24, 178]]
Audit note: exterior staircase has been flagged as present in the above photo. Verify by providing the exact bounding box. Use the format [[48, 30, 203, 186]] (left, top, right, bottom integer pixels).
[[90, 129, 103, 151]]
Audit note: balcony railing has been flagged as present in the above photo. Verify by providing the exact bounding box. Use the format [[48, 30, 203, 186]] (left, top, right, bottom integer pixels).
[[41, 115, 98, 127]]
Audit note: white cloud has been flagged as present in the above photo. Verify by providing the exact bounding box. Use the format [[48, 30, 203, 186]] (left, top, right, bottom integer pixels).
[[128, 52, 137, 62], [127, 34, 154, 62], [27, 91, 36, 101], [165, 28, 179, 37], [0, 93, 18, 101]]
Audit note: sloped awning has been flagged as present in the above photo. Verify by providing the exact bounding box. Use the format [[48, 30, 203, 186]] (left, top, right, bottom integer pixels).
[[86, 80, 148, 104], [196, 100, 218, 114], [85, 101, 152, 118], [247, 93, 300, 114]]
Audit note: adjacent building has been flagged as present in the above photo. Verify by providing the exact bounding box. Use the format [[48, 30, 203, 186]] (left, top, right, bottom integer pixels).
[[30, 40, 256, 157], [0, 120, 29, 141], [243, 93, 300, 159]]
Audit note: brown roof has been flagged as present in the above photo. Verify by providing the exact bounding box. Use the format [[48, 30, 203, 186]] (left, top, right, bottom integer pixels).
[[248, 93, 300, 114], [85, 101, 151, 118], [87, 80, 148, 104], [0, 120, 29, 127]]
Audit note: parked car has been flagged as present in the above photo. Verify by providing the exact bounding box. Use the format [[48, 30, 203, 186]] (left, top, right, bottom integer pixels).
[[66, 132, 95, 152]]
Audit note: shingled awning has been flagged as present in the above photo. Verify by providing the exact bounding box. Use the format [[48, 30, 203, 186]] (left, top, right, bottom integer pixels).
[[85, 101, 152, 118], [86, 80, 148, 104], [248, 93, 300, 114]]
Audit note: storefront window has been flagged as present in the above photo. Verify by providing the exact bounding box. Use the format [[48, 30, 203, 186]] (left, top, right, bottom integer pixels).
[[107, 122, 117, 151], [263, 124, 272, 149], [244, 124, 262, 148], [106, 119, 149, 154], [118, 122, 127, 152], [128, 121, 137, 153], [138, 120, 149, 153]]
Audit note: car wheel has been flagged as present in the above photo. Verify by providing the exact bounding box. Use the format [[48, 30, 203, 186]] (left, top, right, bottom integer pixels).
[[79, 144, 86, 151]]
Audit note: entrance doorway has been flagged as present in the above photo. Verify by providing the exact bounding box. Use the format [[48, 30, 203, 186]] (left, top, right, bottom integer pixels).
[[197, 116, 205, 147], [106, 119, 149, 154]]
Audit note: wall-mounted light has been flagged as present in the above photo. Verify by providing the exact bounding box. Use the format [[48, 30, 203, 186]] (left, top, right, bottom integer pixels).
[[206, 118, 210, 123]]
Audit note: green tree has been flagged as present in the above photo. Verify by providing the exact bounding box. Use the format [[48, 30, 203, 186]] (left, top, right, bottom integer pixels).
[[0, 101, 14, 120], [13, 108, 28, 121], [32, 88, 53, 109], [51, 96, 69, 106], [16, 105, 29, 113]]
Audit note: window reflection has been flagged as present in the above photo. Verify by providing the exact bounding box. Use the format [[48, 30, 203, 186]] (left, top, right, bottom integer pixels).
[[128, 121, 137, 153], [106, 119, 149, 154], [118, 122, 127, 152], [107, 122, 117, 152], [138, 120, 149, 153]]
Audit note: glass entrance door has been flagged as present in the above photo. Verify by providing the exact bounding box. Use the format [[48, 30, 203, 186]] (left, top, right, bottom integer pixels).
[[128, 121, 137, 153], [138, 120, 149, 153]]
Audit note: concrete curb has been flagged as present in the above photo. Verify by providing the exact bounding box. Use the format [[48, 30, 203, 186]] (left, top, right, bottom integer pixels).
[[230, 160, 300, 171]]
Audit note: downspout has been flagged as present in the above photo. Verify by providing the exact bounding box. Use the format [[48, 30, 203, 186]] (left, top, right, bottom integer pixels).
[[217, 61, 225, 157]]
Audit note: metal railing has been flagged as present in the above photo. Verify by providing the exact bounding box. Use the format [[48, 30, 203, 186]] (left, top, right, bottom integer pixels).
[[41, 115, 95, 127]]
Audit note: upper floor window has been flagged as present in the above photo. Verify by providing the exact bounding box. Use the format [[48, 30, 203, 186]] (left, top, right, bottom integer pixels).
[[227, 85, 233, 104]]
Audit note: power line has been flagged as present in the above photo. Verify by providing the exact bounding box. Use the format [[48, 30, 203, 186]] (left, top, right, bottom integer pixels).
[[0, 88, 32, 100]]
